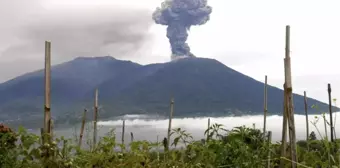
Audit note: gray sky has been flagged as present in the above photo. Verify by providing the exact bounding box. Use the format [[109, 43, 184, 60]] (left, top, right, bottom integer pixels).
[[0, 0, 154, 80], [0, 0, 339, 103]]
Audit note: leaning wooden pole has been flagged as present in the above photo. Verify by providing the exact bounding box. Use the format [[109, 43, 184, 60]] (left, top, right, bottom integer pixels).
[[304, 91, 309, 151], [328, 84, 334, 143], [93, 89, 99, 147], [167, 97, 174, 151], [44, 41, 52, 143], [79, 109, 87, 147], [263, 75, 268, 137], [279, 83, 288, 168], [284, 25, 297, 168]]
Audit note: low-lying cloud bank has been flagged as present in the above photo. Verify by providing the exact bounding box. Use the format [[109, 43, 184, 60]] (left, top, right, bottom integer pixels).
[[98, 112, 340, 142]]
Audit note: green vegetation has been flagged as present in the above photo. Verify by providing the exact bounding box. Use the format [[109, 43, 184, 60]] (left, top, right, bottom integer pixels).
[[1, 121, 340, 168]]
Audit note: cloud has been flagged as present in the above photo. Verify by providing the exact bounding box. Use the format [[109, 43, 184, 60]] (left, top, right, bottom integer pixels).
[[94, 113, 340, 142], [0, 0, 154, 82]]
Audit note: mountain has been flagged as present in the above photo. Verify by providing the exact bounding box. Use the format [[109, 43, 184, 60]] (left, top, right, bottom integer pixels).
[[0, 56, 141, 126], [95, 57, 335, 117], [0, 56, 336, 128]]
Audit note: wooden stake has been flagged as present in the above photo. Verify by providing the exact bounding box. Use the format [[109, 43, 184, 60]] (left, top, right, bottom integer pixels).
[[207, 118, 210, 141], [40, 128, 44, 144], [122, 120, 125, 145], [50, 119, 54, 139], [328, 84, 334, 143], [167, 97, 174, 151], [44, 41, 51, 143], [130, 132, 134, 142], [79, 109, 87, 147], [263, 75, 268, 138], [279, 83, 288, 168], [267, 131, 272, 168], [284, 25, 297, 168], [93, 89, 98, 147], [157, 135, 160, 161], [304, 91, 309, 151]]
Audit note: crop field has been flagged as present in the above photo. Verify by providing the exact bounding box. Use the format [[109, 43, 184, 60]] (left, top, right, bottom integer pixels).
[[1, 118, 340, 168]]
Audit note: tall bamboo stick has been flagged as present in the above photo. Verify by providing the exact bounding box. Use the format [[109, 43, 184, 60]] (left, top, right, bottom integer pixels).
[[279, 83, 288, 168], [263, 75, 268, 137], [122, 120, 125, 145], [304, 91, 309, 151], [93, 89, 98, 147], [284, 25, 297, 168], [328, 84, 334, 143], [167, 97, 174, 151], [44, 41, 52, 143]]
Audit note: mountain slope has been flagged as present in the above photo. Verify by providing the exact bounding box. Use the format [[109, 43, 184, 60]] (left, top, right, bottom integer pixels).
[[96, 57, 334, 117], [0, 56, 141, 121]]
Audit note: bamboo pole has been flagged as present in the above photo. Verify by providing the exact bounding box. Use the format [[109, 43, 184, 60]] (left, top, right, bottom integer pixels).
[[50, 119, 54, 139], [284, 25, 297, 168], [79, 109, 87, 147], [93, 89, 98, 147], [122, 120, 125, 145], [167, 97, 174, 151], [304, 91, 309, 151], [157, 135, 160, 161], [44, 41, 52, 143], [40, 128, 44, 144], [328, 84, 334, 143], [323, 111, 331, 165], [207, 118, 210, 141], [263, 75, 268, 138], [266, 131, 272, 168], [279, 83, 288, 168]]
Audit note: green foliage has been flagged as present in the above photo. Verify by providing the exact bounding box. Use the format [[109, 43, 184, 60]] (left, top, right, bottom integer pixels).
[[0, 129, 17, 168], [1, 123, 340, 167]]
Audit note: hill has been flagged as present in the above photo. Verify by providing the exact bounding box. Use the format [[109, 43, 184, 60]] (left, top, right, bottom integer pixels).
[[0, 57, 336, 128]]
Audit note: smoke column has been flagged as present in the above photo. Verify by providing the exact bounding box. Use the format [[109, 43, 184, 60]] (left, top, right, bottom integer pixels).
[[152, 0, 212, 60]]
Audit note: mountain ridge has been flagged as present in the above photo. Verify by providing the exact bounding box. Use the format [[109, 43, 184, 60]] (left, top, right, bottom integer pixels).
[[0, 56, 336, 128]]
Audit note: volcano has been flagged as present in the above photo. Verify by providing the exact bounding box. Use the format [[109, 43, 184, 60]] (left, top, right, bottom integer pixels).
[[0, 57, 335, 128]]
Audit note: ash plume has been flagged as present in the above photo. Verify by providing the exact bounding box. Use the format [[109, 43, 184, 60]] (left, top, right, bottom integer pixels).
[[152, 0, 212, 59]]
